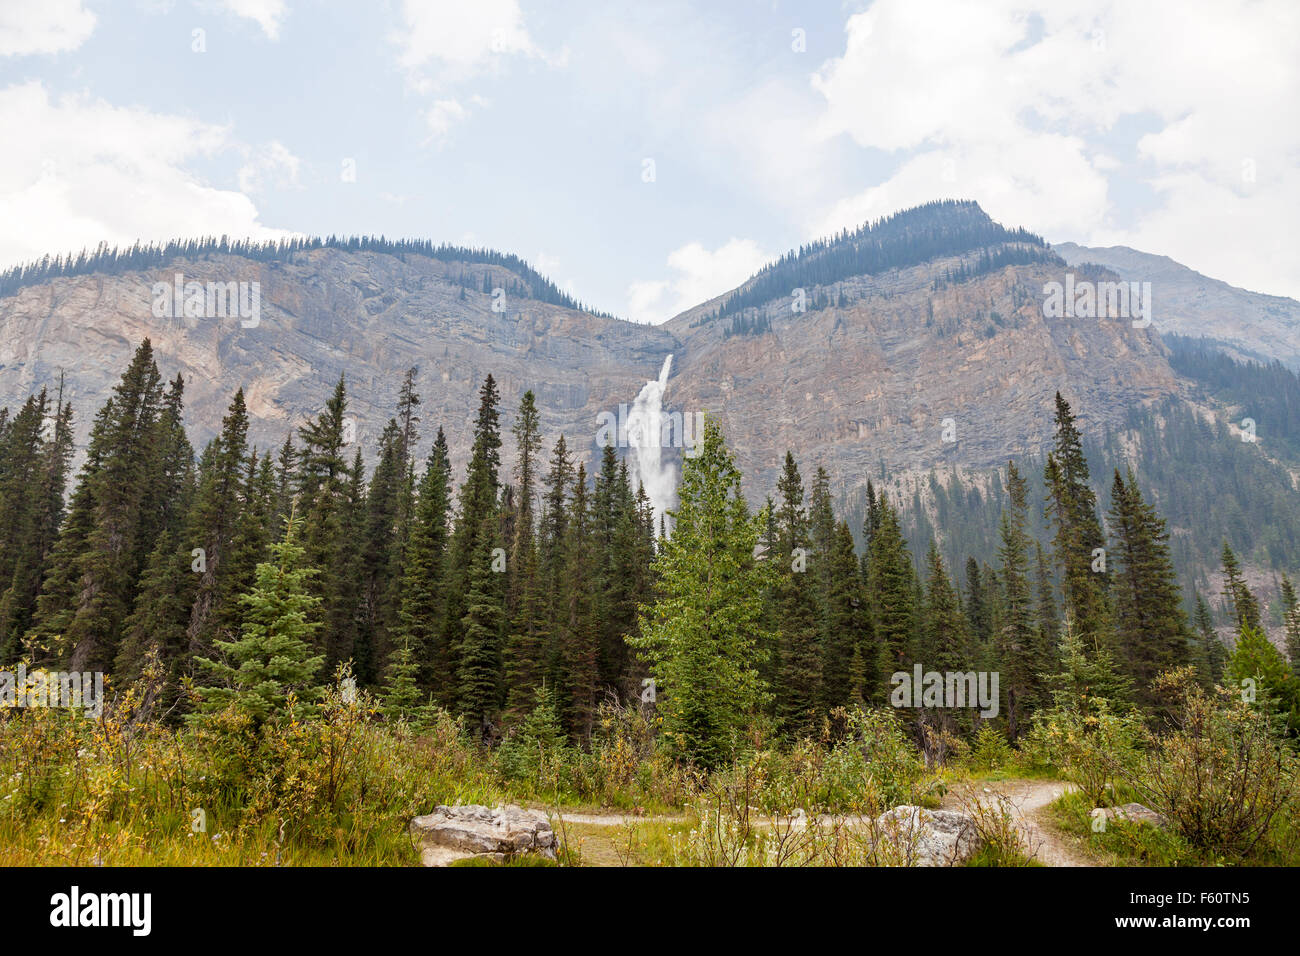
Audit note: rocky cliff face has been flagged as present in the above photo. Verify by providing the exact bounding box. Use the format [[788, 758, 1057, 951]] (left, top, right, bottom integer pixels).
[[663, 253, 1179, 499], [0, 225, 1214, 506], [0, 248, 676, 477], [1053, 242, 1300, 370]]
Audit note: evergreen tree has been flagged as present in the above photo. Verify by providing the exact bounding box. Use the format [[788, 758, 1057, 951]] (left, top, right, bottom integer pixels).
[[0, 386, 73, 661], [29, 340, 168, 671], [179, 390, 250, 668], [996, 461, 1041, 739], [1044, 393, 1110, 651], [1191, 591, 1227, 685], [772, 452, 821, 737], [1280, 574, 1300, 671], [866, 494, 917, 697], [1220, 541, 1262, 635], [398, 429, 452, 695], [448, 376, 505, 732], [191, 515, 325, 726], [296, 375, 354, 667], [1226, 625, 1300, 734], [1107, 468, 1191, 709], [820, 520, 868, 711], [559, 462, 599, 741], [630, 417, 770, 769]]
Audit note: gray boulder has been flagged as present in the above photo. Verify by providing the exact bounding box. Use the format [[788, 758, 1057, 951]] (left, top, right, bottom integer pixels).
[[874, 806, 983, 866], [1093, 803, 1167, 828], [410, 804, 557, 866]]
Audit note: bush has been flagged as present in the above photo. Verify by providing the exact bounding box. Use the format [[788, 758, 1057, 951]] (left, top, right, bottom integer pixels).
[[1124, 670, 1297, 858], [1023, 701, 1143, 806]]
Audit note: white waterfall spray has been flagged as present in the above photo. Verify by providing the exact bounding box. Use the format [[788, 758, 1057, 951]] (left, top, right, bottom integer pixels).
[[627, 354, 675, 535]]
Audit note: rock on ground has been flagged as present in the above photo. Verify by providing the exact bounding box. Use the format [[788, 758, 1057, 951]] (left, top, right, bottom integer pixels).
[[875, 806, 983, 866], [1093, 803, 1167, 828], [410, 804, 557, 867]]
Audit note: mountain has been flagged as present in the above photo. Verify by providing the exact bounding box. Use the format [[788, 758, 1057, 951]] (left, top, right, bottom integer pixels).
[[2, 201, 1296, 600], [1053, 242, 1300, 370], [0, 240, 675, 474], [663, 202, 1178, 498]]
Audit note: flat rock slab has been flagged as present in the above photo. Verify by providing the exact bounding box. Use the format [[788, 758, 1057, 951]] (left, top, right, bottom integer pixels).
[[411, 804, 557, 866]]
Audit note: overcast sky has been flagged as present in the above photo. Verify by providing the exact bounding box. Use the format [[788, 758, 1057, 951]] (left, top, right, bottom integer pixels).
[[1, 0, 1296, 321]]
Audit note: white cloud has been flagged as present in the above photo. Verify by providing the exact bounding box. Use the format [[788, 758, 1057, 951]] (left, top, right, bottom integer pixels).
[[236, 140, 301, 193], [809, 0, 1300, 298], [0, 82, 289, 268], [425, 98, 469, 140], [392, 0, 540, 87], [392, 1, 552, 140], [627, 238, 773, 324], [220, 0, 289, 41], [0, 0, 95, 56]]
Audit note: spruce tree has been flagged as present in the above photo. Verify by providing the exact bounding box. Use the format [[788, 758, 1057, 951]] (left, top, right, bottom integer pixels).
[[560, 462, 599, 741], [866, 494, 917, 696], [399, 428, 452, 695], [504, 393, 547, 719], [1220, 541, 1262, 635], [820, 520, 868, 711], [191, 515, 325, 726], [0, 387, 73, 662], [1107, 468, 1190, 710], [996, 461, 1040, 739], [31, 340, 168, 671], [773, 452, 821, 737], [1280, 574, 1300, 671], [448, 376, 505, 731], [1191, 591, 1227, 685], [630, 417, 770, 769], [1044, 393, 1110, 651]]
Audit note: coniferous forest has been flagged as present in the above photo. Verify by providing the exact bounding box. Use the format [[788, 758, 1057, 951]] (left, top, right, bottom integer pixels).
[[2, 338, 1298, 869]]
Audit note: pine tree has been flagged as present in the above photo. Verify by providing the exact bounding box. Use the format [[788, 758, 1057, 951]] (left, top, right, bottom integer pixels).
[[191, 515, 325, 726], [1191, 591, 1227, 685], [1226, 625, 1300, 733], [773, 452, 821, 737], [996, 462, 1041, 739], [0, 386, 73, 662], [630, 417, 770, 769], [866, 494, 917, 697], [1107, 468, 1190, 710], [30, 340, 169, 671], [1280, 574, 1300, 671], [1220, 541, 1261, 636], [559, 462, 599, 741], [448, 376, 505, 732], [1044, 393, 1110, 651], [963, 557, 993, 651], [296, 375, 354, 668], [179, 390, 250, 668], [1033, 541, 1059, 651], [398, 429, 452, 695], [383, 638, 425, 722], [504, 392, 547, 718], [359, 419, 405, 681], [820, 520, 867, 711]]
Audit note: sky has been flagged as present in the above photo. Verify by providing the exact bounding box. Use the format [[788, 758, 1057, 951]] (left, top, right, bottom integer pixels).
[[1, 0, 1296, 323]]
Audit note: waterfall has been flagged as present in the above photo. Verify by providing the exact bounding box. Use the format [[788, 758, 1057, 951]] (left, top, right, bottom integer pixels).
[[627, 354, 675, 535]]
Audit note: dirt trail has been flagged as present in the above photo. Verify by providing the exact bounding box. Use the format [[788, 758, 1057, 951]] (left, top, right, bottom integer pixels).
[[941, 779, 1096, 867], [548, 777, 1094, 867]]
